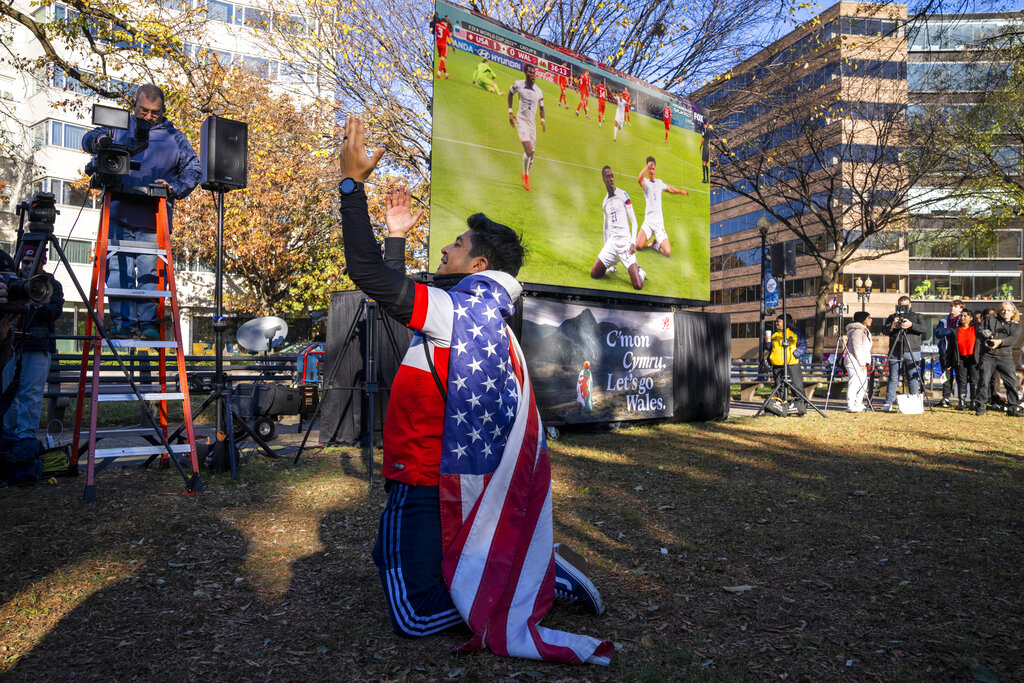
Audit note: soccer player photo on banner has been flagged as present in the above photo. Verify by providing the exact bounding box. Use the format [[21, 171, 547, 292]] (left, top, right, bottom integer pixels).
[[430, 0, 710, 303], [520, 298, 674, 424]]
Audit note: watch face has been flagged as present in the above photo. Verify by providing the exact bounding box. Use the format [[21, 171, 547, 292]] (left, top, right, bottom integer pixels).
[[340, 178, 357, 194]]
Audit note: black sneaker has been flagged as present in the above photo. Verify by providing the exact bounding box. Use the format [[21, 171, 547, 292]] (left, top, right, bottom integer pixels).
[[976, 406, 986, 416], [939, 398, 951, 408], [553, 544, 605, 616]]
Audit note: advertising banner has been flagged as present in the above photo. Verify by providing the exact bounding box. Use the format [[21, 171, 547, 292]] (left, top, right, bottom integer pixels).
[[520, 298, 674, 424]]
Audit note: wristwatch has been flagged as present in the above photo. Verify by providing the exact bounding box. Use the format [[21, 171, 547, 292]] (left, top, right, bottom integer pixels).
[[338, 178, 363, 195]]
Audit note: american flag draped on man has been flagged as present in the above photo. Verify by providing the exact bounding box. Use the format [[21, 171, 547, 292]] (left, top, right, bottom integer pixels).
[[437, 272, 614, 665]]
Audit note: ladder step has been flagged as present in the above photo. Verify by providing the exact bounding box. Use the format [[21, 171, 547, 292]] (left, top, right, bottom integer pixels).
[[103, 339, 179, 349], [107, 240, 168, 256], [96, 392, 186, 402], [89, 444, 193, 459], [104, 289, 172, 298], [79, 427, 177, 436]]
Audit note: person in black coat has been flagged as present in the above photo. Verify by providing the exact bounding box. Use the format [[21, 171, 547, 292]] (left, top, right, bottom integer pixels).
[[975, 301, 1021, 416]]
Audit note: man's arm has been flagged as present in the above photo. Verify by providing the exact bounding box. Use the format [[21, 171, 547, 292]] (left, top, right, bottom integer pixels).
[[383, 185, 423, 273], [339, 117, 416, 324], [507, 88, 516, 127], [626, 199, 638, 245], [665, 183, 689, 196], [637, 161, 652, 187], [81, 126, 110, 154], [907, 312, 927, 337], [539, 101, 546, 133], [168, 129, 202, 200]]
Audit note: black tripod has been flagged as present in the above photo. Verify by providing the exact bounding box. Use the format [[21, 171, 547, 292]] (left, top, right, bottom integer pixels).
[[884, 319, 932, 413], [16, 191, 203, 496], [755, 272, 826, 418], [293, 298, 406, 487]]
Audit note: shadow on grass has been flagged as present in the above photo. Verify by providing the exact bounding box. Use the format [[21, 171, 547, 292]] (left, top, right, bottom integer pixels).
[[2, 415, 1022, 681]]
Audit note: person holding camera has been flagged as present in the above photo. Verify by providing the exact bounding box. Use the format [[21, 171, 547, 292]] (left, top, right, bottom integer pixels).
[[1, 244, 63, 442], [974, 302, 1021, 417], [933, 299, 965, 407], [764, 313, 807, 416], [881, 296, 926, 412], [81, 83, 200, 341], [338, 116, 610, 663]]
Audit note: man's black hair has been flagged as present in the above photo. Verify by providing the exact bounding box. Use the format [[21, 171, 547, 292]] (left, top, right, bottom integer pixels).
[[466, 213, 525, 277], [646, 155, 656, 164], [602, 165, 612, 174], [136, 83, 165, 107], [897, 295, 911, 305]]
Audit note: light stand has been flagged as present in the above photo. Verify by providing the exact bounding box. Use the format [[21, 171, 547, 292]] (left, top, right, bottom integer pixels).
[[856, 276, 872, 312], [757, 216, 770, 374]]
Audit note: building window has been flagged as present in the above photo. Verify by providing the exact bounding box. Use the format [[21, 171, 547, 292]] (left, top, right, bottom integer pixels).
[[50, 238, 93, 264], [33, 119, 88, 150]]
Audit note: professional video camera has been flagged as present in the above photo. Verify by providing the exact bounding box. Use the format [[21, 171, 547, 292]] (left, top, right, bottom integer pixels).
[[5, 192, 57, 314], [83, 103, 152, 191]]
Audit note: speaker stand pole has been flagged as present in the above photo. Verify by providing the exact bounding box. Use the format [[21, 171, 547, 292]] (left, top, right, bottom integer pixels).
[[211, 189, 238, 477]]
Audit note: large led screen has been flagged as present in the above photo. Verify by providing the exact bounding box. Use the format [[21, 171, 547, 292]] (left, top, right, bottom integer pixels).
[[430, 1, 710, 302]]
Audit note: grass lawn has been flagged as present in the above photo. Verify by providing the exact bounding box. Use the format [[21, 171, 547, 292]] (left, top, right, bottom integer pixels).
[[1, 412, 1022, 681], [431, 48, 710, 300]]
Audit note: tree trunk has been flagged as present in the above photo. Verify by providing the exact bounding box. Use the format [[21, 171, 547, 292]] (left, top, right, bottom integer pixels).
[[811, 265, 840, 362]]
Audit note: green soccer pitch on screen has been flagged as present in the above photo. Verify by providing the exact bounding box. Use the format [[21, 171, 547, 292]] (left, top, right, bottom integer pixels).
[[429, 0, 710, 303]]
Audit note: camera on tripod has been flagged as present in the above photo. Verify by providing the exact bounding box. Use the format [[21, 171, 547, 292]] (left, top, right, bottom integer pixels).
[[83, 103, 153, 191], [6, 192, 57, 314]]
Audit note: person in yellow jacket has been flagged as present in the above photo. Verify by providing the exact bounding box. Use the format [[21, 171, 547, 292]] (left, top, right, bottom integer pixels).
[[763, 313, 808, 416]]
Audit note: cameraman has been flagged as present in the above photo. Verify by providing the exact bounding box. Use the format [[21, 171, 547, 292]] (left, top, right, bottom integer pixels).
[[81, 83, 200, 340], [1, 243, 63, 441], [974, 302, 1021, 417], [881, 295, 926, 412]]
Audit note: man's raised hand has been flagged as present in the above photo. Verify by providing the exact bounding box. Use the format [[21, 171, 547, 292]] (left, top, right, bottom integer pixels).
[[385, 185, 423, 238], [340, 115, 384, 183]]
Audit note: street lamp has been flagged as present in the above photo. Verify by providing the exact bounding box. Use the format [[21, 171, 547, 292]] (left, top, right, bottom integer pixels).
[[757, 216, 771, 372], [855, 276, 873, 312]]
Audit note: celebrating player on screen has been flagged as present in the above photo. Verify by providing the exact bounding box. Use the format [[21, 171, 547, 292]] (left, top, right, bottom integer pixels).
[[557, 74, 568, 107], [591, 165, 645, 290], [508, 63, 546, 192], [576, 70, 591, 118], [435, 17, 453, 79], [596, 81, 607, 125], [622, 90, 632, 124], [612, 92, 626, 141], [662, 103, 671, 142], [472, 58, 502, 95], [635, 156, 689, 257]]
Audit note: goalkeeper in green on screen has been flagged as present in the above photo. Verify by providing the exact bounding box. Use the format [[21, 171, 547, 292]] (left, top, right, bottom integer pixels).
[[472, 57, 502, 95]]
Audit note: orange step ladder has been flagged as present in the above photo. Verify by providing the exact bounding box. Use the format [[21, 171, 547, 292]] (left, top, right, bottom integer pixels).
[[71, 188, 202, 502]]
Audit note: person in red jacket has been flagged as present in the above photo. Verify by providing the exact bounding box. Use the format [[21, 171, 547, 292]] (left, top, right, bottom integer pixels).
[[596, 81, 607, 125], [557, 73, 568, 107], [575, 70, 590, 118], [662, 103, 671, 142], [435, 17, 453, 79]]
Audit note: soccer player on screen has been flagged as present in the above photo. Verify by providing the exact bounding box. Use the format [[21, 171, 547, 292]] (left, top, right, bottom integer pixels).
[[435, 17, 453, 80], [662, 103, 671, 142], [612, 92, 626, 141], [472, 58, 502, 95], [575, 70, 590, 118], [557, 74, 568, 107], [622, 90, 632, 124], [508, 63, 546, 192], [635, 156, 689, 257], [591, 165, 645, 290], [596, 81, 607, 125]]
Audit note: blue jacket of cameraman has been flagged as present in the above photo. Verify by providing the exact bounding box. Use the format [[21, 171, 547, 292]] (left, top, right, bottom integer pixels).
[[82, 116, 200, 231]]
